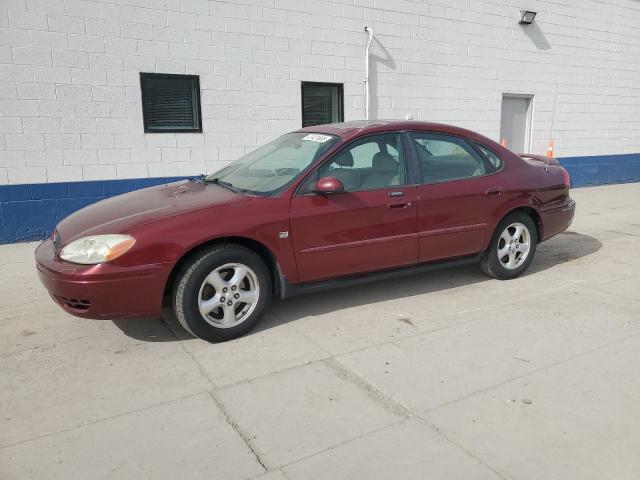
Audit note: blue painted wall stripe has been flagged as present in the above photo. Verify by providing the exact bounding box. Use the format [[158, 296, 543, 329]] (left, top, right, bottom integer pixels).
[[0, 176, 187, 244], [0, 153, 639, 244]]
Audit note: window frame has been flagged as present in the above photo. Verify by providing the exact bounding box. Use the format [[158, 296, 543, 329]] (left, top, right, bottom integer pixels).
[[140, 72, 203, 134], [406, 131, 497, 186], [295, 131, 416, 196], [300, 81, 344, 128]]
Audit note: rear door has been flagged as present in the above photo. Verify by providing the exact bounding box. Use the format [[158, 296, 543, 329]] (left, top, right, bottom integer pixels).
[[289, 132, 419, 283], [409, 132, 503, 262]]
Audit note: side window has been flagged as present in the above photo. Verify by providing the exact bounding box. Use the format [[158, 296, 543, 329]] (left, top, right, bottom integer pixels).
[[411, 133, 487, 183], [476, 144, 503, 170], [316, 133, 407, 192]]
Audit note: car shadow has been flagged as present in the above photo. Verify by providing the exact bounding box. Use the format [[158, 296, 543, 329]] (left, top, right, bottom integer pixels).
[[112, 231, 602, 342]]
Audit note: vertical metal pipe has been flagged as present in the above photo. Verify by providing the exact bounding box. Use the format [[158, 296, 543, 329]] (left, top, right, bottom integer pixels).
[[364, 27, 373, 120]]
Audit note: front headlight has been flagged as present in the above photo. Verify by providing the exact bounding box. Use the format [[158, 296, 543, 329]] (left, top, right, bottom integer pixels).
[[59, 234, 136, 265]]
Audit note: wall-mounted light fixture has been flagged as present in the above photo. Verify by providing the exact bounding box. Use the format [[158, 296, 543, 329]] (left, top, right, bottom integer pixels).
[[519, 10, 537, 24]]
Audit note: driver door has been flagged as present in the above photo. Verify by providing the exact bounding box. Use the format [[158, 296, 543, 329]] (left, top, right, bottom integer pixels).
[[289, 133, 419, 283]]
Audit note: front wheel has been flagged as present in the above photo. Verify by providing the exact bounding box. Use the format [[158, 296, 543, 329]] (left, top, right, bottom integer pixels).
[[173, 245, 272, 342], [480, 213, 537, 280]]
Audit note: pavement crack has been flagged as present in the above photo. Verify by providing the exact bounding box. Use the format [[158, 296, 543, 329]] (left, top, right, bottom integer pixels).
[[415, 416, 510, 480], [604, 229, 640, 238], [207, 391, 270, 473], [323, 357, 412, 419]]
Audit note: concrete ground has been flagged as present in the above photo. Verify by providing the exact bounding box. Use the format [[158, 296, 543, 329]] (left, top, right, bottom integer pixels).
[[1, 183, 639, 480]]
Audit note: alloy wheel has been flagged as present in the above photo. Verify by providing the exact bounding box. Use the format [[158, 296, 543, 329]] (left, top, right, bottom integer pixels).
[[197, 263, 260, 328], [497, 222, 531, 270]]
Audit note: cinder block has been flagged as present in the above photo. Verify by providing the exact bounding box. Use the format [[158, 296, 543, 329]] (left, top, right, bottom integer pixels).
[[0, 151, 27, 168], [180, 0, 209, 15], [68, 34, 105, 52], [98, 148, 131, 164], [121, 22, 154, 40], [55, 84, 92, 101], [95, 118, 130, 134], [25, 150, 63, 167], [134, 7, 167, 26], [44, 133, 81, 150], [8, 9, 48, 30], [116, 162, 148, 178], [5, 134, 45, 151], [0, 117, 24, 133], [47, 13, 85, 33], [82, 164, 116, 180], [63, 149, 98, 165], [52, 50, 89, 68], [23, 117, 61, 134], [0, 28, 30, 48], [138, 40, 170, 57], [85, 18, 122, 37], [81, 133, 115, 149], [30, 30, 68, 50], [64, 0, 101, 18], [7, 166, 47, 183], [101, 4, 136, 22]]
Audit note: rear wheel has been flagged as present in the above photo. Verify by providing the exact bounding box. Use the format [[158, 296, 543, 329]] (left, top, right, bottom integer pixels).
[[480, 213, 537, 280], [173, 245, 272, 342]]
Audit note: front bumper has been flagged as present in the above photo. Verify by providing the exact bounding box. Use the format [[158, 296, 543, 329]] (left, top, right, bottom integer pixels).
[[35, 239, 173, 319]]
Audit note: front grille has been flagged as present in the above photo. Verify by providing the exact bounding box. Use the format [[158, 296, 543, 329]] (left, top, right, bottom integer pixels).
[[61, 298, 91, 311]]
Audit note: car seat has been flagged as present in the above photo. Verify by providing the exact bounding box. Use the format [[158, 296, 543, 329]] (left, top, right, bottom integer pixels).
[[323, 150, 361, 190], [360, 152, 399, 189]]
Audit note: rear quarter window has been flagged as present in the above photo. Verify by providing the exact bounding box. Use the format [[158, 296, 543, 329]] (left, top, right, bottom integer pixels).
[[476, 144, 503, 170]]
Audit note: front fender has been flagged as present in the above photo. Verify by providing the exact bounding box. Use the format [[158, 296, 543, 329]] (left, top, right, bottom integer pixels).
[[120, 197, 299, 283]]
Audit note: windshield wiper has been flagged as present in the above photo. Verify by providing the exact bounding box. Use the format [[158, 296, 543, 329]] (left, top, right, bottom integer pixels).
[[203, 176, 242, 193]]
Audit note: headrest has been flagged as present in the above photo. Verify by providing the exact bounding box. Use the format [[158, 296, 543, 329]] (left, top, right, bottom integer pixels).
[[372, 152, 398, 173], [333, 150, 353, 167]]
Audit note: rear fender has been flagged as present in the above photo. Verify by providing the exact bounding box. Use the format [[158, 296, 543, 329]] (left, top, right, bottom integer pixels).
[[486, 197, 542, 249]]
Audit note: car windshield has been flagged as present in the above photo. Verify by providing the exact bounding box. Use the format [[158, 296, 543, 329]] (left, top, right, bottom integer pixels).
[[205, 132, 339, 194]]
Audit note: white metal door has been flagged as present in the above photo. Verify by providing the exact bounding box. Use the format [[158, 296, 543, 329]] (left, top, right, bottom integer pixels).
[[500, 95, 533, 153]]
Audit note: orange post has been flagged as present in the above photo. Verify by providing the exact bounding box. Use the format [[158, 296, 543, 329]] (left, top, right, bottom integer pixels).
[[546, 140, 554, 159], [500, 138, 507, 147]]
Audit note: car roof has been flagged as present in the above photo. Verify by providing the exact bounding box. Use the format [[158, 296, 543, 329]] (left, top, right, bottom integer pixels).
[[297, 119, 481, 140]]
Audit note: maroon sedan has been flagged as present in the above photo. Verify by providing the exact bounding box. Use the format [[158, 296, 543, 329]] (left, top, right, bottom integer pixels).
[[36, 120, 575, 342]]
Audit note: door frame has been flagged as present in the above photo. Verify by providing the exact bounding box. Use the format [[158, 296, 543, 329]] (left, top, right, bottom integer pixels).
[[404, 130, 498, 187], [500, 93, 535, 154], [292, 130, 420, 196]]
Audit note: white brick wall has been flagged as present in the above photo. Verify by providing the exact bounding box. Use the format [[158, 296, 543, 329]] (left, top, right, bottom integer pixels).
[[0, 0, 639, 185]]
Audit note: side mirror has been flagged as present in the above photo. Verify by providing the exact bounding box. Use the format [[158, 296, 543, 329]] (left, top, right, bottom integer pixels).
[[314, 176, 344, 195]]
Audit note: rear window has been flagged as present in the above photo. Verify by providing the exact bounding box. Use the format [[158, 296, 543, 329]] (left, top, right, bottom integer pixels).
[[410, 133, 487, 183]]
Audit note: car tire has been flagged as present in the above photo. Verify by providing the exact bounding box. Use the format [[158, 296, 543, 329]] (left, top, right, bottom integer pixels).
[[173, 244, 272, 342], [480, 212, 538, 280]]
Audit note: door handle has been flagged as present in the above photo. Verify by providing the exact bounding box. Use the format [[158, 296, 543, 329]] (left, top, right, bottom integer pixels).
[[485, 187, 502, 196], [388, 202, 412, 209], [388, 191, 404, 197]]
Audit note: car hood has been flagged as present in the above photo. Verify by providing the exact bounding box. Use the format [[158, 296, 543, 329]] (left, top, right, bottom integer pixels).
[[56, 180, 242, 242]]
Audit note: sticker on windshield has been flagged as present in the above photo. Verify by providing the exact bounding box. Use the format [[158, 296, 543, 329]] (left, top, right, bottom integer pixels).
[[302, 134, 332, 143]]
